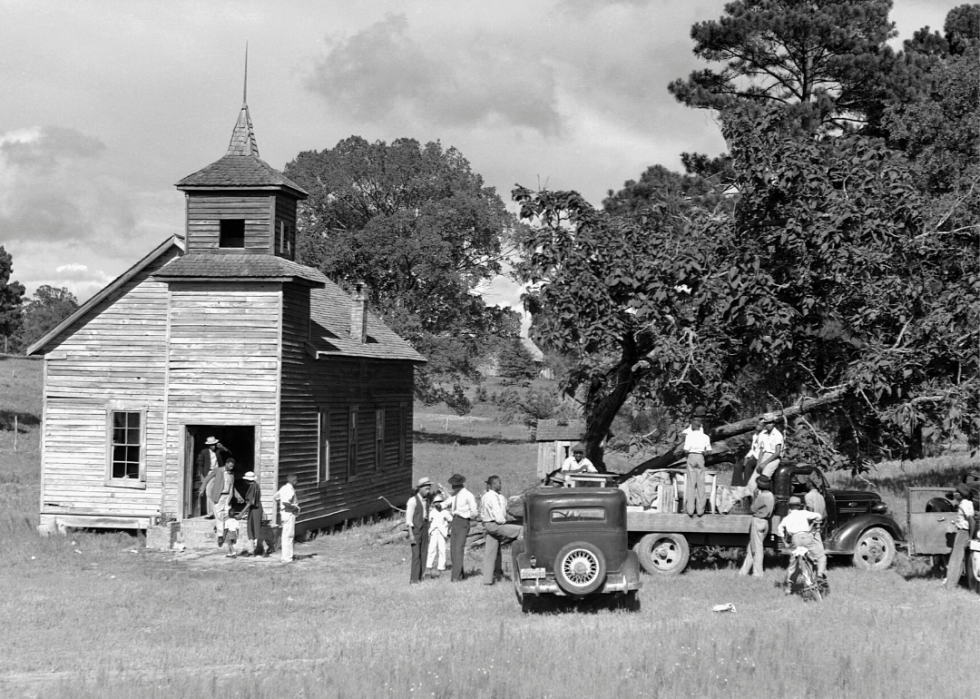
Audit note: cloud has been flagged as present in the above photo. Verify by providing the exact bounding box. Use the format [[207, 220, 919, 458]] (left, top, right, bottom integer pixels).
[[307, 13, 562, 136]]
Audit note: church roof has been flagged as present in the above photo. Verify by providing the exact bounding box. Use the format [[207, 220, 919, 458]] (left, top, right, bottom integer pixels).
[[175, 102, 307, 199], [152, 253, 328, 285]]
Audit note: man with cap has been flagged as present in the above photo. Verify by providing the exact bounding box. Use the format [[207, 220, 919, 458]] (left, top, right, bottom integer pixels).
[[445, 474, 478, 581], [747, 413, 784, 493], [200, 457, 245, 543], [561, 444, 597, 473], [732, 420, 765, 488], [195, 436, 231, 518], [481, 475, 524, 585], [406, 477, 433, 583], [739, 474, 774, 577], [943, 483, 975, 588], [777, 495, 827, 581], [683, 418, 712, 516]]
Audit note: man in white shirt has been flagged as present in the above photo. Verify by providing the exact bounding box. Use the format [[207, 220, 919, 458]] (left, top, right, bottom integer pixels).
[[747, 414, 784, 492], [446, 473, 478, 582], [273, 474, 300, 563], [480, 475, 523, 585], [732, 421, 765, 487], [944, 483, 975, 588], [405, 477, 433, 583], [683, 418, 711, 516], [561, 444, 597, 473], [777, 496, 826, 578]]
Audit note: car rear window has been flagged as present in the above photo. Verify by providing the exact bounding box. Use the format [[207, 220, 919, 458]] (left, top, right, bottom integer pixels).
[[550, 508, 607, 523]]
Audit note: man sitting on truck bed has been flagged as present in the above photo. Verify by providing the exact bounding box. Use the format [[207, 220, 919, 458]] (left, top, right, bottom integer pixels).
[[778, 496, 827, 582]]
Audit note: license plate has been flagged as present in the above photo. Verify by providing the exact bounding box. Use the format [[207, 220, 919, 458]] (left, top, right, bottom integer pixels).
[[520, 567, 546, 580]]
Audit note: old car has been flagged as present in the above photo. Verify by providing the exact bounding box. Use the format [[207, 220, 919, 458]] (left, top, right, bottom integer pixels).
[[511, 487, 642, 612]]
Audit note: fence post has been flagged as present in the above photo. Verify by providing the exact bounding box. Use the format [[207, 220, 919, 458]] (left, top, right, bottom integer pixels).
[[13, 415, 17, 452]]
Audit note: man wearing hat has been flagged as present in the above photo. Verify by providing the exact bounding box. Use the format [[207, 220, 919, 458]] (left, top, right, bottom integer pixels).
[[480, 475, 523, 585], [739, 474, 774, 577], [426, 492, 451, 576], [445, 474, 478, 581], [747, 413, 784, 493], [195, 436, 231, 518], [683, 418, 712, 516], [200, 457, 245, 543], [561, 444, 597, 473], [406, 477, 433, 583], [777, 495, 827, 581], [943, 483, 975, 588]]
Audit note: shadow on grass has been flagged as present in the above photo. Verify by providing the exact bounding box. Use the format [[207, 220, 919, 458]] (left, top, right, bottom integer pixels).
[[412, 430, 529, 446], [0, 410, 40, 431]]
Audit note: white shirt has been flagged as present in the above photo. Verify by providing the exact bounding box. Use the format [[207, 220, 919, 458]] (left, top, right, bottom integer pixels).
[[561, 456, 597, 472], [683, 429, 711, 455], [274, 483, 299, 515], [955, 499, 975, 530], [448, 487, 478, 519], [428, 508, 451, 537], [777, 509, 822, 537], [481, 490, 509, 524], [759, 427, 784, 454], [748, 431, 763, 460]]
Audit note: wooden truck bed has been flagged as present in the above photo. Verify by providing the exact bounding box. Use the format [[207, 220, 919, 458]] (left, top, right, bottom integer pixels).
[[627, 508, 754, 534]]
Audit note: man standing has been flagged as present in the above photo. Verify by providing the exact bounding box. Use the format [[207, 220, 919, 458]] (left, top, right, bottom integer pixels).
[[200, 458, 244, 542], [747, 414, 783, 492], [446, 473, 478, 582], [561, 444, 597, 473], [480, 476, 523, 585], [739, 474, 774, 577], [944, 483, 975, 588], [732, 421, 765, 488], [195, 436, 231, 517], [405, 477, 433, 583], [683, 418, 711, 516], [273, 474, 300, 563]]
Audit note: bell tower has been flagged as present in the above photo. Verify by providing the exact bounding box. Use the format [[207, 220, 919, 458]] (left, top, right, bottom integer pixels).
[[174, 68, 307, 259]]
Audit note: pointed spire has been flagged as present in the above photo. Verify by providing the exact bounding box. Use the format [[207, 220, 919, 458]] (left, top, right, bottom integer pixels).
[[227, 43, 259, 157]]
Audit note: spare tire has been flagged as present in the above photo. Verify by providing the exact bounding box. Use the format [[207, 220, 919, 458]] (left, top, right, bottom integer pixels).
[[554, 541, 607, 596]]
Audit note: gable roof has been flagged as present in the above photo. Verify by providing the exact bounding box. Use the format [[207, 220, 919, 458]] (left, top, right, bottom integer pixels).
[[535, 419, 585, 442], [26, 235, 185, 356], [152, 253, 328, 286]]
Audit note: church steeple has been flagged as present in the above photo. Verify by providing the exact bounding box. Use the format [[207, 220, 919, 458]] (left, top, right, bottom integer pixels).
[[226, 46, 259, 157]]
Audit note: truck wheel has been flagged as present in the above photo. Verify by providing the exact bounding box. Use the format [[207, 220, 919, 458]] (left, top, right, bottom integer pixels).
[[634, 533, 690, 576], [554, 541, 607, 595], [852, 527, 897, 571]]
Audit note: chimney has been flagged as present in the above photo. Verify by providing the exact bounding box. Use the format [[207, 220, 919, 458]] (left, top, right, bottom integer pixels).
[[350, 282, 368, 343]]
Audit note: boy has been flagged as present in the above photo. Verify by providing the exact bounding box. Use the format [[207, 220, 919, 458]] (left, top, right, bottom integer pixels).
[[777, 496, 827, 581], [426, 493, 451, 576], [223, 511, 241, 558]]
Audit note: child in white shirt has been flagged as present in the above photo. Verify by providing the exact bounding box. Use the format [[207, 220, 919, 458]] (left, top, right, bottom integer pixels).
[[426, 494, 451, 574], [223, 514, 240, 558]]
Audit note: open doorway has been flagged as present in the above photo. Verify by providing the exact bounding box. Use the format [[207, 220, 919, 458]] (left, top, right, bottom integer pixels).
[[184, 425, 256, 519]]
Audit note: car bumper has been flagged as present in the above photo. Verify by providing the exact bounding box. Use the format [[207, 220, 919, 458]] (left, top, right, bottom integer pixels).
[[516, 571, 642, 597]]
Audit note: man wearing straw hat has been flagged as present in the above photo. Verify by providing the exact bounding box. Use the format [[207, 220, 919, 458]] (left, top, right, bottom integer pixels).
[[406, 477, 433, 583]]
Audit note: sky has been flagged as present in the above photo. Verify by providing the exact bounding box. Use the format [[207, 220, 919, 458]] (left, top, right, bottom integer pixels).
[[0, 0, 963, 315]]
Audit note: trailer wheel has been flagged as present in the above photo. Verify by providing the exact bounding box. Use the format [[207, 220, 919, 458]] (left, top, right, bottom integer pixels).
[[852, 527, 897, 571], [634, 533, 690, 576]]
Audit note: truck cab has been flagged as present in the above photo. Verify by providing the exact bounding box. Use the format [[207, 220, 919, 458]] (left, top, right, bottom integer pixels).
[[511, 487, 642, 612]]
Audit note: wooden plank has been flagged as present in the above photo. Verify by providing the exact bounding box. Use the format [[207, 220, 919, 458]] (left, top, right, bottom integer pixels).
[[626, 510, 754, 534]]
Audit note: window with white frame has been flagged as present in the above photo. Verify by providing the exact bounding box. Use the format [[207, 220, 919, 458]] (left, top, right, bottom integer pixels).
[[106, 409, 146, 487]]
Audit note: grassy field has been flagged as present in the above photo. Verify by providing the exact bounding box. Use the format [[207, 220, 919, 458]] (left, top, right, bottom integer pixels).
[[0, 355, 978, 698]]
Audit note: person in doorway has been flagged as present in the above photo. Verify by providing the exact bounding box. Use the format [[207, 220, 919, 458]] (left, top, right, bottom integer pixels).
[[481, 475, 523, 585], [446, 473, 478, 582], [195, 436, 231, 518], [683, 418, 711, 516], [777, 496, 827, 581], [273, 474, 300, 563], [406, 477, 433, 583], [426, 493, 451, 577], [240, 471, 264, 557], [200, 457, 244, 541], [739, 475, 774, 577], [943, 484, 975, 588], [561, 444, 597, 473]]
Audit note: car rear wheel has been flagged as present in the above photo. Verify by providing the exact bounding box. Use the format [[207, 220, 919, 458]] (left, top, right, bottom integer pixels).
[[852, 527, 897, 571], [554, 541, 607, 595], [634, 533, 690, 576]]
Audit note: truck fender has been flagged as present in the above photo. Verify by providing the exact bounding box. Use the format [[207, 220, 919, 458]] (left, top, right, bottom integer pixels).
[[621, 551, 641, 584], [827, 514, 904, 554]]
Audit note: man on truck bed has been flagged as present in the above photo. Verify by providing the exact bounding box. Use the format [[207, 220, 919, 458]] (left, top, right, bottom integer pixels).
[[747, 414, 783, 493], [561, 444, 597, 473], [778, 496, 827, 583], [683, 418, 711, 516]]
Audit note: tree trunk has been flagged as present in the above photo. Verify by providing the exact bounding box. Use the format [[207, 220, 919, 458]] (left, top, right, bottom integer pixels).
[[620, 387, 849, 480], [583, 347, 644, 472]]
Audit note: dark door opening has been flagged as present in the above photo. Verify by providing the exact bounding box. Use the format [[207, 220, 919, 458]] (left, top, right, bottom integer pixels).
[[185, 425, 256, 519]]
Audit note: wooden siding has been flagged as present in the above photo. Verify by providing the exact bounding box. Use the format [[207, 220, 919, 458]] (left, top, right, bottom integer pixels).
[[163, 282, 282, 517], [278, 283, 414, 529], [185, 192, 275, 254], [40, 248, 179, 517], [273, 193, 297, 262]]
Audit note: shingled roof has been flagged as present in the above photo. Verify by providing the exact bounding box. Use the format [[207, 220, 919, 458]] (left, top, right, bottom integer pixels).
[[175, 102, 307, 198], [152, 254, 328, 285]]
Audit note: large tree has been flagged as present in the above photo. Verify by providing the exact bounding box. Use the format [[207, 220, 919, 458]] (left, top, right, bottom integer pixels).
[[514, 104, 978, 472], [0, 246, 25, 352], [16, 285, 78, 353], [667, 0, 901, 132], [284, 137, 521, 411]]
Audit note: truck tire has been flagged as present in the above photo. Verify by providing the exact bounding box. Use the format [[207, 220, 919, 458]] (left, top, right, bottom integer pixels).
[[554, 541, 607, 595], [852, 527, 897, 571], [634, 533, 690, 576]]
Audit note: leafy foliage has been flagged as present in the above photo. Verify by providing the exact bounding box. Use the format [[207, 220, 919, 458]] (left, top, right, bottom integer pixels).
[[497, 339, 539, 386], [15, 286, 78, 353], [284, 137, 521, 412], [0, 246, 25, 349]]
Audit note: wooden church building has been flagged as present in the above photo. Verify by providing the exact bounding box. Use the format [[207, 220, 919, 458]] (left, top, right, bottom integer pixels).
[[27, 98, 425, 538]]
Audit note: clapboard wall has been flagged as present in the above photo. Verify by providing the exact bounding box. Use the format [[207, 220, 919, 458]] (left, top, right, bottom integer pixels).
[[184, 192, 276, 254], [162, 281, 282, 518], [278, 283, 414, 532], [39, 247, 180, 523]]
